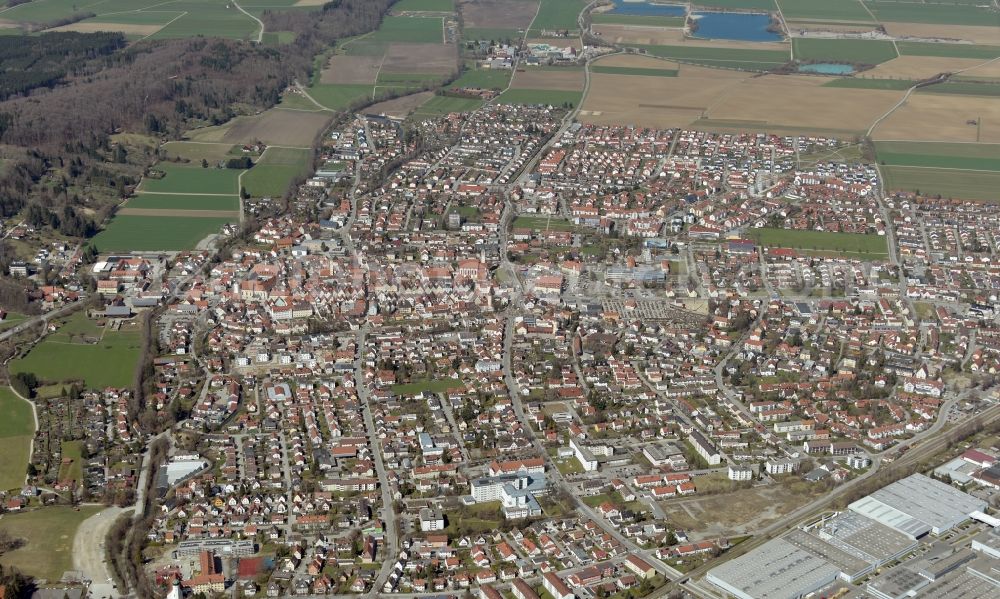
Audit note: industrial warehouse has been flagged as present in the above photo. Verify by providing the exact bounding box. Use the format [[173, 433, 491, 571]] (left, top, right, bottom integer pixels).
[[706, 474, 997, 599]]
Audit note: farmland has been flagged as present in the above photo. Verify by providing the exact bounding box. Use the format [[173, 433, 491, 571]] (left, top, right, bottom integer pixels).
[[10, 320, 144, 390], [242, 147, 313, 198], [591, 14, 686, 28], [368, 16, 445, 43], [498, 89, 582, 106], [124, 193, 239, 212], [451, 67, 513, 90], [864, 2, 1000, 27], [748, 227, 889, 258], [775, 0, 874, 23], [875, 141, 1000, 172], [822, 78, 914, 90], [591, 65, 678, 77], [140, 164, 240, 195], [919, 82, 1000, 98], [896, 42, 1000, 60], [881, 166, 1000, 202], [186, 108, 331, 147], [413, 95, 485, 117], [394, 0, 455, 11], [872, 92, 1000, 143], [530, 0, 588, 34], [0, 506, 103, 583], [0, 387, 34, 491], [93, 215, 233, 252], [638, 44, 790, 70], [792, 39, 898, 65]]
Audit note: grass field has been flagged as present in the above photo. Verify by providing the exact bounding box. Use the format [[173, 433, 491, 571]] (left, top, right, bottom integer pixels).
[[793, 39, 897, 64], [394, 0, 454, 10], [591, 14, 686, 27], [591, 65, 678, 77], [141, 164, 241, 195], [10, 324, 143, 390], [368, 16, 445, 43], [0, 506, 102, 583], [126, 193, 239, 211], [93, 215, 232, 252], [864, 2, 1000, 27], [875, 141, 1000, 171], [58, 440, 83, 485], [530, 0, 588, 33], [749, 227, 888, 257], [161, 142, 239, 163], [639, 44, 789, 67], [777, 0, 874, 22], [896, 42, 1000, 60], [391, 378, 463, 394], [413, 95, 484, 116], [881, 166, 1000, 201], [823, 78, 914, 90], [498, 88, 582, 106], [463, 27, 523, 42], [452, 68, 513, 90], [919, 82, 1000, 98], [512, 215, 577, 231], [696, 0, 776, 8], [0, 387, 34, 491], [307, 83, 377, 110], [242, 147, 312, 198]]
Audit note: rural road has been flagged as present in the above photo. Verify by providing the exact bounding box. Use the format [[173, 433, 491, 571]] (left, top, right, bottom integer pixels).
[[73, 506, 127, 599], [233, 1, 264, 44]]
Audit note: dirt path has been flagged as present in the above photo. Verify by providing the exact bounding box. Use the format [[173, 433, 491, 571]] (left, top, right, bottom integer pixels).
[[73, 506, 127, 599], [233, 1, 264, 43]]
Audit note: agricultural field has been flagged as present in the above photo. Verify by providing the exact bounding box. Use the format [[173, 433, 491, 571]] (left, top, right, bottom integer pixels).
[[863, 1, 1000, 27], [140, 164, 241, 195], [873, 93, 1000, 143], [696, 0, 776, 9], [529, 0, 588, 34], [593, 24, 686, 46], [881, 166, 1000, 202], [591, 65, 678, 77], [776, 0, 875, 23], [0, 506, 103, 583], [92, 215, 233, 252], [498, 89, 582, 106], [368, 16, 446, 43], [511, 67, 585, 91], [413, 95, 484, 117], [394, 0, 455, 11], [792, 39, 898, 65], [748, 227, 888, 258], [0, 387, 34, 492], [822, 78, 914, 90], [451, 67, 513, 90], [367, 91, 437, 118], [9, 319, 144, 390], [638, 44, 790, 70], [242, 147, 313, 198], [865, 56, 989, 80], [896, 42, 1000, 60], [161, 142, 241, 163], [186, 108, 331, 147], [591, 14, 686, 28], [460, 0, 539, 33], [882, 23, 1000, 47], [123, 193, 239, 212], [919, 81, 1000, 98], [876, 141, 1000, 172]]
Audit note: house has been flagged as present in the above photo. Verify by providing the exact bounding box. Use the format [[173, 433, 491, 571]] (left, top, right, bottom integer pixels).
[[624, 554, 656, 579], [542, 572, 574, 599]]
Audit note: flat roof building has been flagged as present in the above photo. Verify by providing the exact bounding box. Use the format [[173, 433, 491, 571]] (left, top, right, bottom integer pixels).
[[706, 538, 840, 599], [848, 474, 986, 538]]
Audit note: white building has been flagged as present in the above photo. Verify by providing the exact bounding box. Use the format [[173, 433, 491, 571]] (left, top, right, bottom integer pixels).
[[570, 437, 599, 471], [728, 464, 754, 481]]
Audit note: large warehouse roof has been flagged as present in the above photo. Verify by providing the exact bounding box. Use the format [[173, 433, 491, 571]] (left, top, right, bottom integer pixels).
[[706, 538, 840, 599], [848, 474, 986, 538]]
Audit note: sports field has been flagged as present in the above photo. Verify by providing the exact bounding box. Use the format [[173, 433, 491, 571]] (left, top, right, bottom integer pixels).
[[0, 387, 34, 491], [10, 321, 143, 390], [748, 227, 888, 258], [0, 506, 103, 583], [93, 215, 233, 252]]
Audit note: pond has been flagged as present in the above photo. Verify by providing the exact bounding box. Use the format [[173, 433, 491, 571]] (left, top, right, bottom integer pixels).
[[691, 12, 783, 43], [798, 63, 856, 75], [609, 0, 687, 17]]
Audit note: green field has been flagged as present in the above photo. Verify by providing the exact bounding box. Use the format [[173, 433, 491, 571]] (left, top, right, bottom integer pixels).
[[161, 142, 239, 163], [498, 88, 582, 106], [793, 39, 897, 64], [242, 147, 312, 198], [10, 325, 143, 390], [93, 215, 232, 252], [822, 78, 914, 90], [262, 30, 296, 45], [777, 0, 875, 22], [591, 65, 678, 77], [882, 166, 1000, 202], [896, 42, 1000, 60], [126, 193, 239, 211], [392, 378, 463, 395], [0, 387, 34, 491], [919, 81, 1000, 98], [639, 44, 789, 67], [307, 84, 376, 111], [864, 2, 1000, 27], [141, 164, 241, 195], [394, 0, 455, 10], [695, 0, 776, 9], [58, 440, 83, 485], [530, 0, 589, 33], [512, 215, 577, 231], [875, 141, 1000, 172], [591, 14, 686, 27], [0, 311, 28, 331], [451, 68, 513, 90], [464, 27, 523, 42], [0, 506, 102, 583], [748, 227, 888, 257], [376, 71, 447, 86], [414, 95, 485, 116], [368, 16, 445, 43]]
